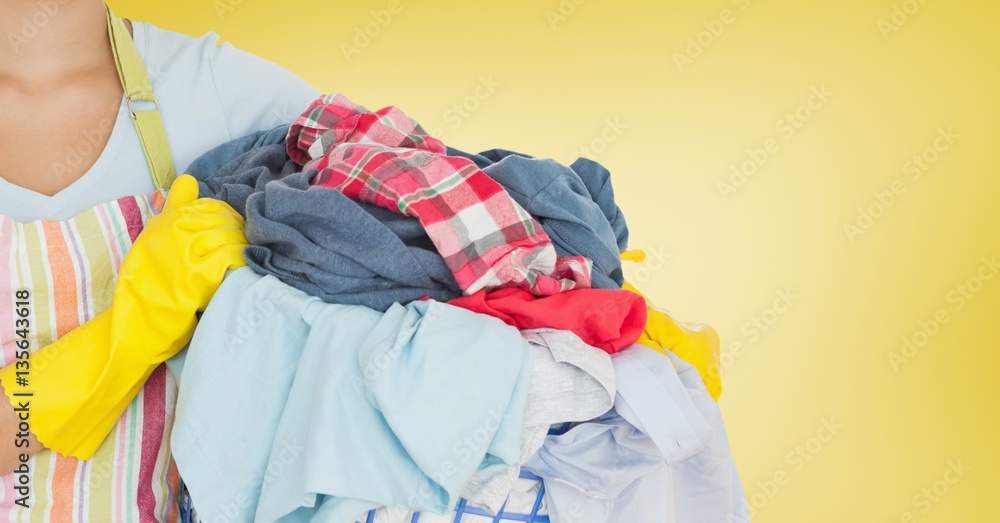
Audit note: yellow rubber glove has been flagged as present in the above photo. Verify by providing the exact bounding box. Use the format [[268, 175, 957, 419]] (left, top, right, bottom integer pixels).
[[622, 249, 723, 401], [0, 175, 248, 459]]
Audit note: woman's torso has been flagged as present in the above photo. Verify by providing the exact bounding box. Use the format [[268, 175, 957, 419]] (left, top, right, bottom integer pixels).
[[0, 17, 318, 522]]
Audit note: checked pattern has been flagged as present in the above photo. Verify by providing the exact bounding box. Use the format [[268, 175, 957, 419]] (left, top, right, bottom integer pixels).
[[286, 94, 592, 296]]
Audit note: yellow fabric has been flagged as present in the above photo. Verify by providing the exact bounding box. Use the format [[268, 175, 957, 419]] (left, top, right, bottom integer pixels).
[[622, 251, 722, 401], [106, 5, 176, 189], [0, 176, 247, 458]]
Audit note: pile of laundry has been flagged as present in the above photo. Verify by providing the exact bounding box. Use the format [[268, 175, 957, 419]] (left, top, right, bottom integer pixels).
[[167, 94, 749, 523]]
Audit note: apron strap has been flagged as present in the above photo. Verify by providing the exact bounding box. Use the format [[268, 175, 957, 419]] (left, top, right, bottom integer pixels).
[[105, 6, 176, 190]]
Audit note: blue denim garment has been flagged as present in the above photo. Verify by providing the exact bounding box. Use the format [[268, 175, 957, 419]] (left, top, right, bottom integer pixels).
[[183, 124, 289, 181], [447, 148, 627, 288]]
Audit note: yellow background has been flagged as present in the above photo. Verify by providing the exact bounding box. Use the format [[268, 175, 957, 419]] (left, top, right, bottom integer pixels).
[[109, 0, 999, 521]]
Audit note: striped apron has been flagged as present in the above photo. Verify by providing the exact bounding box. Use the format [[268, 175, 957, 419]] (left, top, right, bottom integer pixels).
[[0, 5, 179, 522]]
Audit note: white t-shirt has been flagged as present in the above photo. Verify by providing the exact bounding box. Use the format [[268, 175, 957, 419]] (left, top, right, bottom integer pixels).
[[0, 21, 320, 222]]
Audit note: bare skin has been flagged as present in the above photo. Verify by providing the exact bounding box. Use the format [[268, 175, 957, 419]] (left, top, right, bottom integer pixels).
[[0, 0, 132, 472]]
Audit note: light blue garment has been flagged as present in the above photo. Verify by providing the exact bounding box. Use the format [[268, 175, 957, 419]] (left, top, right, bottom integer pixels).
[[0, 22, 318, 222], [523, 345, 749, 523], [171, 267, 532, 523], [171, 267, 318, 523]]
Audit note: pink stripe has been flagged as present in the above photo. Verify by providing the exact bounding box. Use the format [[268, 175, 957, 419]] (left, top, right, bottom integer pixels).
[[117, 197, 143, 244], [137, 365, 167, 523]]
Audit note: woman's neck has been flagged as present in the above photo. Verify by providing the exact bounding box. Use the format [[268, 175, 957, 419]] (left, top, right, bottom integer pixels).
[[0, 0, 116, 81]]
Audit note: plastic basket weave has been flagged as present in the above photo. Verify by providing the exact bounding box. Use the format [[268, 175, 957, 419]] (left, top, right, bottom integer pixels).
[[177, 470, 550, 523]]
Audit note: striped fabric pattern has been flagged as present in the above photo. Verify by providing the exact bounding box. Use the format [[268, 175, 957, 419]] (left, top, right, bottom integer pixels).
[[0, 191, 180, 523]]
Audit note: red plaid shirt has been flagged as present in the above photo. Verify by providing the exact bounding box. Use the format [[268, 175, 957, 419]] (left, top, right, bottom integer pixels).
[[287, 94, 592, 295]]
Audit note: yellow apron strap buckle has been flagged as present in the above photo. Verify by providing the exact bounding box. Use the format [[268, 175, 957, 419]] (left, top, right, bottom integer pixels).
[[127, 90, 159, 118]]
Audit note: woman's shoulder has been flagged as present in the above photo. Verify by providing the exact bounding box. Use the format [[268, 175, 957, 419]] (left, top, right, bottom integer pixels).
[[131, 20, 319, 142], [133, 21, 231, 71]]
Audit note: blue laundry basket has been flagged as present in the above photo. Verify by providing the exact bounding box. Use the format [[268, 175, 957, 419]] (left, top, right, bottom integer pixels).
[[177, 470, 550, 523]]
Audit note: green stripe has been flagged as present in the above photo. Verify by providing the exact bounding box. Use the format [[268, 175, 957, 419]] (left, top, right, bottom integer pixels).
[[105, 201, 132, 262], [88, 434, 117, 523], [125, 395, 139, 523], [79, 206, 116, 314], [396, 166, 471, 210]]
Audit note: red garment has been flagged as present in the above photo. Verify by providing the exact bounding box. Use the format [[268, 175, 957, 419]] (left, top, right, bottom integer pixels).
[[448, 287, 647, 354]]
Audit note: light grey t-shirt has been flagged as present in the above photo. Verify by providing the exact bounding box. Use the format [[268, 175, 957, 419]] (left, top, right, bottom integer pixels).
[[0, 21, 320, 222]]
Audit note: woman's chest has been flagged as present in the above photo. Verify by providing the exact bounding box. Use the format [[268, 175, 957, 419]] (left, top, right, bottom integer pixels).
[[0, 78, 123, 197]]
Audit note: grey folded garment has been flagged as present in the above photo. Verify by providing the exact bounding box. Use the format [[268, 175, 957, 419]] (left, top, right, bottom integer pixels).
[[196, 142, 462, 311]]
